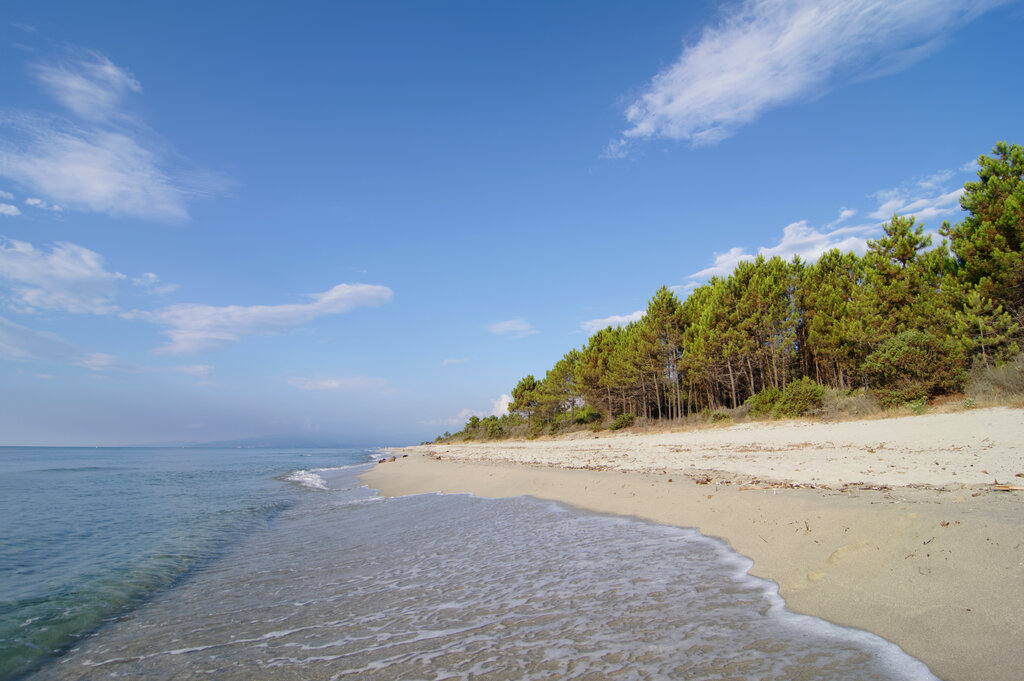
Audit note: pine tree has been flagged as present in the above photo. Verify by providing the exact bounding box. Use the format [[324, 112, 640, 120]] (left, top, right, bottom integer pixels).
[[942, 142, 1024, 326], [954, 289, 1020, 367]]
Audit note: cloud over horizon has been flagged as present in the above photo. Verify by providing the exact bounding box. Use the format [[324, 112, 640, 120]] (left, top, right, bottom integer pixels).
[[145, 283, 395, 354], [579, 310, 644, 333]]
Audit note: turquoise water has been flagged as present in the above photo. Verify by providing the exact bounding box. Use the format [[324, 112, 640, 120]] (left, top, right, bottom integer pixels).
[[2, 447, 940, 681], [0, 446, 374, 680]]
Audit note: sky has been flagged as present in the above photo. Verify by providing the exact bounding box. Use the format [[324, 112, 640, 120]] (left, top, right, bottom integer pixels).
[[1, 0, 1022, 446]]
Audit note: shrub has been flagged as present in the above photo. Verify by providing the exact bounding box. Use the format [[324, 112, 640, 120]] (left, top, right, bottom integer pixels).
[[746, 387, 782, 418], [484, 419, 504, 439], [772, 377, 826, 418], [745, 378, 825, 419], [821, 387, 881, 420], [863, 330, 967, 408], [906, 397, 929, 414], [573, 405, 603, 425], [609, 413, 635, 430]]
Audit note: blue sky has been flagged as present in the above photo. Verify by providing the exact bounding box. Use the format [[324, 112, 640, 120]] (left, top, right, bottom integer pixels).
[[1, 0, 1022, 446]]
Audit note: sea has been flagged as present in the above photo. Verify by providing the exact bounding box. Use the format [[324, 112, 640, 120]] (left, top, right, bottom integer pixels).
[[0, 446, 939, 681]]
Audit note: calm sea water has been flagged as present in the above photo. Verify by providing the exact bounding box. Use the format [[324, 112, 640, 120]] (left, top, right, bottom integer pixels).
[[1, 447, 939, 681]]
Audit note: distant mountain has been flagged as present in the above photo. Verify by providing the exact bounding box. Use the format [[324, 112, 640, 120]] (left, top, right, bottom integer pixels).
[[137, 434, 380, 449]]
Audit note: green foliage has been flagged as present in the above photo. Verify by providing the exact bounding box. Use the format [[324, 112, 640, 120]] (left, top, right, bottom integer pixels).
[[773, 378, 826, 418], [573, 405, 602, 424], [942, 142, 1024, 324], [484, 417, 504, 439], [432, 141, 1024, 443], [746, 387, 782, 417], [954, 289, 1020, 367], [746, 378, 825, 419], [906, 397, 929, 414], [863, 330, 967, 407], [609, 413, 635, 430]]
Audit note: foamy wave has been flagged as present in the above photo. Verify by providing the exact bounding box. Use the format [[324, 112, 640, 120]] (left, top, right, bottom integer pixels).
[[283, 470, 328, 490]]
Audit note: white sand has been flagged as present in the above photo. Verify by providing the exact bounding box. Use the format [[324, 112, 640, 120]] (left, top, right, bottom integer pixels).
[[412, 407, 1024, 488], [363, 407, 1024, 681]]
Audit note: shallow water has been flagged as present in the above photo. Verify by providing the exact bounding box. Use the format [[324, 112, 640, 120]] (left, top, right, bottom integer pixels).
[[15, 461, 939, 681], [0, 447, 372, 680]]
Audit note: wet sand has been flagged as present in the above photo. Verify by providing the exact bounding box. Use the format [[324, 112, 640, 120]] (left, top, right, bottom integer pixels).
[[362, 407, 1024, 681]]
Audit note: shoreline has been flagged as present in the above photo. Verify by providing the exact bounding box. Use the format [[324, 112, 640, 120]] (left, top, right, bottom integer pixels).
[[361, 407, 1024, 681]]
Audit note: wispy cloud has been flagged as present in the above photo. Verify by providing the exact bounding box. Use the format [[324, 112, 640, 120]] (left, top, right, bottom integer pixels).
[[172, 364, 213, 379], [579, 310, 644, 334], [611, 0, 1009, 152], [442, 357, 470, 366], [685, 161, 974, 286], [869, 171, 966, 223], [487, 318, 537, 339], [687, 208, 877, 282], [0, 237, 125, 314], [0, 314, 208, 378], [143, 283, 395, 354], [288, 376, 391, 392], [0, 315, 126, 372], [690, 220, 878, 281], [33, 52, 141, 122], [131, 272, 179, 295], [0, 50, 225, 221], [25, 197, 62, 212], [0, 203, 20, 217]]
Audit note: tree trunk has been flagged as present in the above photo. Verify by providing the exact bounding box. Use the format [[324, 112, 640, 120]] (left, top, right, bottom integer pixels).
[[727, 359, 737, 409]]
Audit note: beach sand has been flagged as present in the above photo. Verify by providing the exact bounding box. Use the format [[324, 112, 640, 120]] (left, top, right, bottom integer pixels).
[[361, 407, 1024, 681]]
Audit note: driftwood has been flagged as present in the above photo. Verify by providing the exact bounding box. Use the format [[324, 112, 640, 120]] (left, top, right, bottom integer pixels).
[[991, 484, 1024, 492]]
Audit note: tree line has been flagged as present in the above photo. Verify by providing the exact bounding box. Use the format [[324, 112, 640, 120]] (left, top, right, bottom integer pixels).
[[445, 142, 1023, 440]]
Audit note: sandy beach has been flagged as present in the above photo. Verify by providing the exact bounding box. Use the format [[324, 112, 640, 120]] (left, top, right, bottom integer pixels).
[[362, 407, 1024, 681]]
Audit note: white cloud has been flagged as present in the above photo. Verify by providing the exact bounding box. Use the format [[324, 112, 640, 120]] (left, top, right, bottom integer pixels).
[[870, 185, 964, 223], [689, 246, 753, 280], [0, 190, 13, 200], [288, 376, 390, 392], [579, 310, 644, 333], [0, 117, 191, 221], [689, 222, 876, 282], [0, 238, 125, 314], [132, 272, 179, 295], [24, 197, 62, 212], [613, 0, 1008, 151], [684, 160, 977, 287], [684, 218, 876, 280], [490, 393, 512, 417], [442, 357, 470, 366], [487, 318, 537, 338], [33, 52, 142, 122], [0, 50, 224, 222], [429, 393, 513, 429], [144, 283, 394, 354], [0, 203, 20, 216], [960, 158, 980, 173], [759, 220, 874, 261]]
